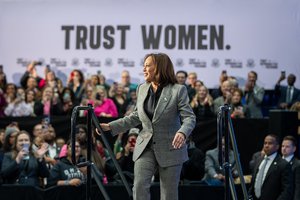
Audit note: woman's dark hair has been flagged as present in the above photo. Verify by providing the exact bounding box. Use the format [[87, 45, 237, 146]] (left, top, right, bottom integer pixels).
[[72, 69, 85, 84], [144, 53, 177, 86]]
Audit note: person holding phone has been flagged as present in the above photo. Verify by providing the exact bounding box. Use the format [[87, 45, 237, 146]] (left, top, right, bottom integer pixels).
[[1, 130, 49, 187], [100, 53, 196, 200], [275, 72, 300, 109]]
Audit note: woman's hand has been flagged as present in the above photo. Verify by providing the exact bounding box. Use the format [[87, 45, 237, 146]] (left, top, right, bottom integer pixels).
[[172, 132, 186, 149], [68, 178, 82, 186], [96, 123, 111, 135]]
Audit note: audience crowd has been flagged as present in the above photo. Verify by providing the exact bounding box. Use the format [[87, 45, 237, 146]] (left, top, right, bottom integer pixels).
[[0, 61, 300, 199]]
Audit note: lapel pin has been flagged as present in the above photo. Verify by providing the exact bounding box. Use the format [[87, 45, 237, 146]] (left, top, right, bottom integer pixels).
[[164, 97, 167, 101]]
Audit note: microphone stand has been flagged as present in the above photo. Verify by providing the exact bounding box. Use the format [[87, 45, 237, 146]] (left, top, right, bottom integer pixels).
[[217, 104, 250, 200], [71, 105, 133, 200]]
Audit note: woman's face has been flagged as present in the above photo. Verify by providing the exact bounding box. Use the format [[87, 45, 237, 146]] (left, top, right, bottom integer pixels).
[[198, 86, 207, 99], [68, 141, 81, 157], [26, 90, 35, 102], [46, 71, 55, 81], [16, 133, 30, 152], [232, 91, 241, 104], [91, 75, 99, 85], [6, 84, 16, 94], [143, 56, 156, 83], [73, 71, 81, 82], [43, 87, 53, 99]]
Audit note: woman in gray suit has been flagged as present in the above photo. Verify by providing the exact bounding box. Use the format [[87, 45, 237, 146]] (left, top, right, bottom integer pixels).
[[100, 53, 196, 200]]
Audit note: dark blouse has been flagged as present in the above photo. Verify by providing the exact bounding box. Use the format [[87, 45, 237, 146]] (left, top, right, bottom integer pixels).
[[143, 85, 163, 121]]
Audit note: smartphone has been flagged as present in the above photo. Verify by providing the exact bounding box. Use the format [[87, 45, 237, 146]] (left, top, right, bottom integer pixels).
[[222, 70, 227, 75], [0, 65, 3, 73], [97, 70, 101, 75], [46, 65, 51, 71], [22, 143, 30, 160], [34, 61, 43, 66], [281, 71, 286, 77], [129, 138, 136, 147]]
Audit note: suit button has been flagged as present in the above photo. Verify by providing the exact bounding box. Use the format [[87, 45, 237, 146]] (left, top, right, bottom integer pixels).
[[153, 141, 156, 144]]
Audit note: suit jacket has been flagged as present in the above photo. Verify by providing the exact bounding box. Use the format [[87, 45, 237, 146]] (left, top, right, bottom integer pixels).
[[293, 160, 300, 200], [109, 83, 196, 167], [245, 85, 265, 118], [275, 84, 300, 107], [203, 148, 238, 180], [249, 154, 293, 200]]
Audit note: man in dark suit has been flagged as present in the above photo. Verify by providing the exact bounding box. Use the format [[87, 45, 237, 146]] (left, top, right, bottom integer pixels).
[[249, 134, 293, 200], [281, 135, 299, 200], [275, 73, 300, 109]]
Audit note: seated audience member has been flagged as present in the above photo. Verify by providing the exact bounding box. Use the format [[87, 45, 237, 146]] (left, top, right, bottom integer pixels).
[[176, 70, 188, 86], [230, 88, 250, 118], [275, 73, 300, 109], [202, 137, 238, 186], [290, 101, 300, 112], [244, 71, 265, 118], [20, 61, 43, 90], [249, 134, 292, 200], [181, 137, 205, 181], [4, 87, 33, 117], [213, 80, 232, 114], [42, 125, 60, 168], [47, 139, 86, 187], [34, 86, 63, 116], [190, 85, 214, 121], [67, 69, 85, 106], [1, 131, 49, 187], [2, 127, 19, 153], [75, 124, 105, 174], [116, 128, 139, 174]]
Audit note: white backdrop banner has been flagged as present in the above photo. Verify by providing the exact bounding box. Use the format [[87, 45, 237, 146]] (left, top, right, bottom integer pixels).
[[0, 0, 300, 89]]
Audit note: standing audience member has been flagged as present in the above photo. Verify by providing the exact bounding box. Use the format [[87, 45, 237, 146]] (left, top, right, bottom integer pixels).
[[4, 87, 33, 117], [211, 70, 228, 99], [34, 86, 63, 116], [230, 88, 250, 118], [244, 71, 265, 118], [111, 83, 129, 117], [186, 72, 197, 102], [120, 70, 138, 100], [190, 85, 214, 121], [20, 61, 43, 90], [0, 88, 7, 117], [213, 80, 232, 114], [1, 131, 49, 187], [275, 73, 300, 109], [176, 70, 188, 86], [249, 134, 292, 200], [67, 69, 85, 106]]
